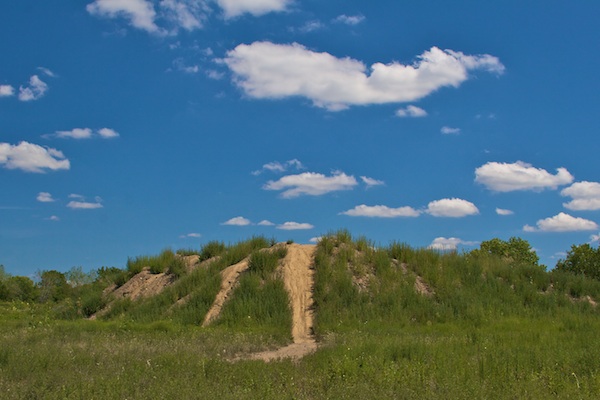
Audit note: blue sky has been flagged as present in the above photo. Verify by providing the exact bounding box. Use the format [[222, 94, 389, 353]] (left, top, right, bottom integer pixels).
[[2, 1, 600, 276]]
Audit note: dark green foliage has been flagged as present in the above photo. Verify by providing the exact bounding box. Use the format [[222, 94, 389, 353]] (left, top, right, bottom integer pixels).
[[3, 276, 38, 301], [97, 266, 128, 287], [247, 247, 286, 280], [556, 243, 600, 280], [176, 248, 201, 257]]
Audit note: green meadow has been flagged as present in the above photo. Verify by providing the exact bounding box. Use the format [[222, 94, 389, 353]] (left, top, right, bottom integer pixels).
[[1, 231, 600, 399]]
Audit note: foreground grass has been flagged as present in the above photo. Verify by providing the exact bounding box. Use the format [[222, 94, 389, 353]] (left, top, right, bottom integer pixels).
[[1, 302, 600, 399]]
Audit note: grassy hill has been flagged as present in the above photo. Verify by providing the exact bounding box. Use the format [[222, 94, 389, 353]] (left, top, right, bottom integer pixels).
[[1, 230, 600, 398]]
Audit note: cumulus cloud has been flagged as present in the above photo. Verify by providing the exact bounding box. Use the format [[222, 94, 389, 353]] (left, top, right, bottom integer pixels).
[[309, 236, 322, 243], [296, 20, 324, 33], [224, 42, 504, 111], [441, 126, 460, 134], [98, 128, 120, 138], [37, 192, 56, 202], [429, 237, 477, 251], [252, 159, 304, 175], [426, 198, 479, 218], [561, 181, 600, 211], [0, 85, 14, 97], [0, 141, 70, 173], [222, 216, 251, 226], [87, 0, 161, 33], [523, 212, 598, 232], [47, 215, 60, 221], [258, 220, 275, 226], [341, 204, 420, 218], [495, 208, 514, 216], [333, 14, 365, 25], [360, 176, 384, 188], [395, 105, 427, 118], [475, 161, 574, 192], [264, 171, 358, 198], [18, 75, 48, 101], [590, 234, 600, 244], [277, 221, 314, 230], [217, 0, 291, 18]]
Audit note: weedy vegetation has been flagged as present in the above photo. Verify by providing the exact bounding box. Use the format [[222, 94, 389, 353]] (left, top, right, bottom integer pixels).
[[1, 232, 600, 399]]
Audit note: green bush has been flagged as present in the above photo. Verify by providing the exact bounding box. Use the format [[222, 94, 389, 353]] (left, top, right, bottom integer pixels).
[[199, 241, 226, 261]]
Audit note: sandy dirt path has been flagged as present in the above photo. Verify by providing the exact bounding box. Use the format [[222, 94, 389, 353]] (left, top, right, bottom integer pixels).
[[248, 244, 317, 362], [202, 258, 249, 327]]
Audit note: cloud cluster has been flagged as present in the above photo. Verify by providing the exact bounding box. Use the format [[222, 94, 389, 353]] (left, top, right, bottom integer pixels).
[[561, 181, 600, 211], [18, 75, 48, 101], [333, 14, 365, 25], [0, 85, 14, 97], [475, 161, 573, 192], [495, 208, 514, 216], [441, 126, 460, 135], [342, 198, 479, 218], [524, 212, 598, 232], [37, 192, 56, 203], [87, 0, 208, 34], [264, 171, 358, 198], [224, 42, 504, 111], [221, 216, 313, 230], [0, 141, 70, 173], [47, 127, 120, 139]]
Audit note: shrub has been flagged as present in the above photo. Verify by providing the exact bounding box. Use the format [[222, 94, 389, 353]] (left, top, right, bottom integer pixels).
[[199, 241, 226, 261], [556, 243, 600, 280]]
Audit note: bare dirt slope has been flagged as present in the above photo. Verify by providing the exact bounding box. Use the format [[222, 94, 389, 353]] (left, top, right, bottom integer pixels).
[[248, 244, 318, 362], [202, 258, 250, 327]]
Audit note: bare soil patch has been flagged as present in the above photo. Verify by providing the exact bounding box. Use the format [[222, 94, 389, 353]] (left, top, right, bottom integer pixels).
[[202, 258, 250, 327]]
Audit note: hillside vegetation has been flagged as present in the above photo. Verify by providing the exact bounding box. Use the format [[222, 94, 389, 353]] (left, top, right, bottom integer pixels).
[[1, 231, 600, 399]]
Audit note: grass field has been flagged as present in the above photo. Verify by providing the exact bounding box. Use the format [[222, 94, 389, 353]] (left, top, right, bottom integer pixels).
[[1, 232, 600, 399]]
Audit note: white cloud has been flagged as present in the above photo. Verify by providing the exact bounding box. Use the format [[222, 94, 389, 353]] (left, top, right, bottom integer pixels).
[[56, 128, 93, 139], [296, 20, 323, 33], [441, 126, 460, 134], [277, 221, 314, 230], [97, 128, 120, 138], [333, 14, 365, 25], [429, 237, 477, 251], [252, 159, 304, 175], [47, 215, 60, 221], [360, 176, 384, 187], [0, 85, 14, 97], [0, 141, 70, 173], [475, 161, 574, 192], [524, 212, 598, 232], [495, 207, 514, 216], [426, 198, 479, 218], [172, 57, 200, 74], [589, 234, 600, 244], [18, 75, 48, 101], [309, 236, 322, 243], [258, 220, 275, 226], [395, 105, 427, 118], [222, 216, 251, 226], [160, 0, 207, 31], [37, 67, 57, 78], [224, 42, 504, 111], [67, 201, 103, 210], [341, 204, 420, 218], [67, 196, 103, 210], [47, 127, 119, 139], [180, 232, 202, 238], [217, 0, 291, 18], [264, 171, 358, 198], [37, 192, 56, 202], [87, 0, 161, 33], [561, 181, 600, 211]]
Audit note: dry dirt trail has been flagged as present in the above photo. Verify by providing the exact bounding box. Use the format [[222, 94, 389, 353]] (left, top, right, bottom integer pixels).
[[202, 258, 250, 327], [247, 244, 318, 362]]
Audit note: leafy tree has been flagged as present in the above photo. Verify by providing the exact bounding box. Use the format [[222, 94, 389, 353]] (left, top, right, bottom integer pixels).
[[470, 237, 540, 267], [38, 270, 71, 303], [556, 243, 600, 280], [66, 266, 96, 287], [5, 276, 38, 301]]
